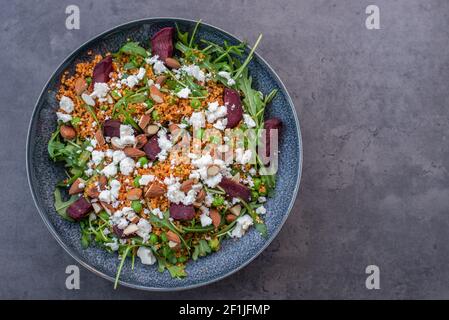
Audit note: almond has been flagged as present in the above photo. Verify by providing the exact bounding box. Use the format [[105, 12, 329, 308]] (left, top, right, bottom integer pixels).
[[69, 178, 85, 195], [166, 230, 181, 243], [100, 202, 114, 215], [226, 214, 236, 223], [139, 114, 151, 130], [196, 189, 206, 202], [74, 77, 88, 95], [145, 182, 165, 198], [95, 128, 105, 146], [129, 215, 140, 224], [207, 165, 220, 177], [86, 185, 100, 198], [165, 57, 181, 69], [92, 202, 103, 213], [127, 188, 142, 200], [124, 147, 146, 158], [60, 125, 76, 140], [146, 124, 159, 136], [180, 179, 194, 193], [150, 85, 164, 103], [111, 137, 125, 149], [134, 134, 148, 149], [168, 123, 180, 134], [210, 209, 221, 228], [123, 224, 139, 236], [98, 175, 108, 190], [155, 75, 167, 85], [231, 172, 240, 183], [229, 204, 242, 216]]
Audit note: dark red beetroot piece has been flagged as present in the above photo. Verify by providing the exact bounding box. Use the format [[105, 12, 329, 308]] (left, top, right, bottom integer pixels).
[[67, 197, 93, 221], [143, 135, 161, 161], [218, 178, 251, 202], [264, 118, 282, 157], [93, 56, 113, 84], [169, 203, 196, 221], [103, 119, 121, 138], [151, 27, 174, 61], [224, 88, 243, 128], [113, 225, 134, 239]]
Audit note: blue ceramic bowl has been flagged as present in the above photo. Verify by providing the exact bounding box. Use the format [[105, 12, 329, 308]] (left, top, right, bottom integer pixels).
[[26, 18, 302, 291]]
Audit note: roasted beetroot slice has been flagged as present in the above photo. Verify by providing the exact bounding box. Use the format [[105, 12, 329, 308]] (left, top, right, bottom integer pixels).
[[169, 203, 196, 221], [143, 135, 161, 161], [224, 88, 243, 128], [219, 178, 251, 202], [103, 119, 121, 138], [93, 56, 113, 84], [264, 118, 282, 157], [151, 27, 174, 61], [67, 197, 93, 221], [112, 225, 134, 239]]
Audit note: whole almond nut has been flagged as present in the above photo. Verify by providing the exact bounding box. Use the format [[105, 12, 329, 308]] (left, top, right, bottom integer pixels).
[[86, 185, 100, 198], [180, 179, 194, 193], [210, 209, 221, 228], [74, 78, 88, 95], [231, 172, 240, 183], [226, 214, 236, 223], [150, 85, 164, 104], [69, 178, 85, 195], [207, 165, 220, 177], [139, 114, 151, 130], [129, 215, 140, 224], [95, 128, 105, 146], [123, 224, 139, 236], [98, 175, 108, 190], [60, 125, 76, 140], [168, 123, 179, 134], [155, 75, 167, 85], [92, 202, 103, 214], [100, 201, 114, 215], [145, 182, 165, 198], [127, 188, 142, 200], [165, 57, 181, 69], [124, 147, 146, 158], [134, 134, 148, 149], [111, 137, 125, 149], [146, 124, 159, 136], [229, 204, 242, 216], [166, 230, 181, 243], [196, 189, 206, 202]]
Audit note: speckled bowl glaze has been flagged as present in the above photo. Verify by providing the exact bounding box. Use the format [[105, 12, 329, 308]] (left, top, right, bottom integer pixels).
[[26, 18, 302, 291]]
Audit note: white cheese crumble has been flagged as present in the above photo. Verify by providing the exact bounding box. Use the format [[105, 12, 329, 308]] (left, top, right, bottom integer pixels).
[[102, 163, 117, 177], [206, 101, 227, 123], [119, 157, 135, 175], [90, 82, 110, 101], [56, 112, 72, 123], [218, 71, 236, 86], [243, 114, 256, 128], [59, 96, 74, 113], [112, 150, 126, 164], [119, 124, 136, 146], [200, 213, 213, 227], [176, 87, 191, 99], [91, 150, 105, 165], [157, 130, 173, 161], [139, 174, 155, 186], [189, 112, 206, 128], [181, 64, 206, 82], [255, 205, 267, 215], [136, 218, 152, 242], [235, 148, 253, 165], [137, 247, 156, 265], [230, 215, 254, 238]]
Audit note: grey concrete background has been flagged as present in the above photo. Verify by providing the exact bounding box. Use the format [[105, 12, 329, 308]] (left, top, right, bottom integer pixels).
[[1, 0, 448, 299]]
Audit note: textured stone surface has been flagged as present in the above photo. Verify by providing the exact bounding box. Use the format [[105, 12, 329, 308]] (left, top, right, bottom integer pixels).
[[1, 0, 449, 299]]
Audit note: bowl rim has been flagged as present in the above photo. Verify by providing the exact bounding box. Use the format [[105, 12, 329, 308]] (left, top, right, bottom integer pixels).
[[26, 17, 303, 292]]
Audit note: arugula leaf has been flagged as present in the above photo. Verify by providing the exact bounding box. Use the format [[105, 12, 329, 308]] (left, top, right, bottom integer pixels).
[[192, 239, 211, 261], [167, 265, 187, 278], [175, 23, 189, 46], [119, 42, 147, 57], [53, 188, 76, 221]]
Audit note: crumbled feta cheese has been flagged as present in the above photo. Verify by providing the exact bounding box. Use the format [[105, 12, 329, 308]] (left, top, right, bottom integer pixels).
[[157, 130, 173, 161], [119, 125, 135, 146], [91, 150, 105, 165], [117, 218, 129, 229], [105, 149, 114, 158], [136, 218, 152, 241], [90, 82, 110, 100], [181, 65, 205, 82], [81, 93, 95, 106], [200, 213, 213, 227], [152, 208, 164, 219], [213, 118, 227, 131], [176, 87, 191, 99], [99, 190, 113, 203], [136, 67, 146, 80], [235, 148, 253, 165], [56, 112, 72, 123], [112, 150, 126, 164], [119, 157, 135, 175], [84, 168, 94, 176], [137, 247, 156, 265], [139, 174, 155, 186], [122, 75, 139, 88], [102, 163, 117, 177], [218, 71, 236, 86], [255, 205, 267, 215], [206, 101, 227, 123], [189, 112, 205, 128], [243, 114, 256, 128], [110, 180, 121, 199], [59, 96, 74, 113], [105, 239, 119, 251], [258, 196, 267, 203], [230, 215, 254, 238]]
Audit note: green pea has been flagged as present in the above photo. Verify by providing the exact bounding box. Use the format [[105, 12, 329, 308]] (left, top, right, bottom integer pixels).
[[131, 200, 142, 213], [152, 110, 160, 121], [133, 176, 141, 187], [209, 238, 220, 251], [212, 195, 224, 207], [70, 117, 81, 127], [138, 157, 148, 166], [149, 234, 159, 244], [190, 99, 201, 109], [160, 232, 168, 243]]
